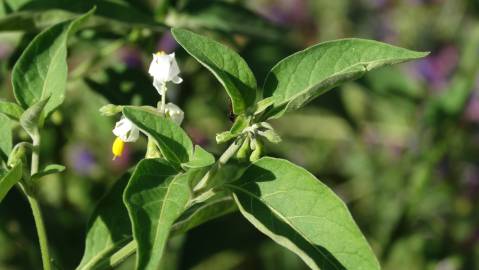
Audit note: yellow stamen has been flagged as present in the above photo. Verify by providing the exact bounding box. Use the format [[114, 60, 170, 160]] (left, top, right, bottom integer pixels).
[[155, 51, 166, 56], [112, 137, 125, 160]]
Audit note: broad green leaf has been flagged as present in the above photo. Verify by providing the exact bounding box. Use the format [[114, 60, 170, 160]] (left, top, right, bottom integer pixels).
[[0, 100, 24, 121], [19, 98, 49, 138], [123, 159, 190, 270], [77, 173, 132, 270], [12, 9, 93, 117], [31, 164, 66, 181], [166, 1, 281, 40], [0, 163, 22, 203], [229, 157, 380, 270], [261, 38, 429, 119], [181, 145, 215, 170], [78, 168, 233, 269], [0, 114, 12, 162], [123, 106, 193, 166], [172, 193, 236, 235], [172, 28, 258, 114]]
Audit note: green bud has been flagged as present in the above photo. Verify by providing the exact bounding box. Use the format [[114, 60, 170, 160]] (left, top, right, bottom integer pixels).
[[216, 131, 236, 144], [236, 137, 250, 160], [7, 142, 31, 168], [249, 139, 263, 162], [99, 104, 123, 116]]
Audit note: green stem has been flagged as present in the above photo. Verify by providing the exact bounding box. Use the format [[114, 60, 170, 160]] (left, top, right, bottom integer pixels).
[[27, 132, 51, 270], [160, 84, 167, 114], [193, 138, 243, 193], [92, 241, 137, 270]]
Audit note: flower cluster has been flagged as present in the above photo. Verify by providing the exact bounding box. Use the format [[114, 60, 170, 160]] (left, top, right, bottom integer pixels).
[[111, 51, 184, 160]]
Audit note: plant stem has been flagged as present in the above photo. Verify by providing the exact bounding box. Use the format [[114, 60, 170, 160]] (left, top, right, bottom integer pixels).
[[193, 138, 243, 193], [28, 132, 51, 270], [160, 84, 167, 114]]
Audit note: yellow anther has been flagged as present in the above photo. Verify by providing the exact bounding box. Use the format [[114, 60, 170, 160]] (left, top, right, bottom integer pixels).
[[155, 51, 166, 56], [112, 137, 125, 160]]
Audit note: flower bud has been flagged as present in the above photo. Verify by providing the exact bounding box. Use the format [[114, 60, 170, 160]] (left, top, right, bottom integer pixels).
[[99, 104, 123, 116]]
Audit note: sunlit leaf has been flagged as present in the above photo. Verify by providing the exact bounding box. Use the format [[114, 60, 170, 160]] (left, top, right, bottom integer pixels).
[[0, 100, 24, 121], [261, 39, 429, 119], [229, 157, 380, 270], [123, 106, 193, 166], [123, 159, 190, 270], [181, 145, 215, 170], [12, 9, 93, 117], [172, 28, 258, 115]]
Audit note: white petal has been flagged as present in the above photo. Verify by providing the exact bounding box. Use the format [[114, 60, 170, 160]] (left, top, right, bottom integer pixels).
[[124, 126, 140, 142], [165, 103, 184, 125], [168, 55, 181, 80], [112, 117, 140, 142], [149, 54, 171, 82], [171, 76, 183, 84]]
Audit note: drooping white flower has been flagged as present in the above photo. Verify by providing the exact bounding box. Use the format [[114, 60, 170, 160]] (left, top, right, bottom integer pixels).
[[164, 102, 184, 125], [112, 117, 140, 142], [111, 116, 140, 159], [148, 51, 182, 95]]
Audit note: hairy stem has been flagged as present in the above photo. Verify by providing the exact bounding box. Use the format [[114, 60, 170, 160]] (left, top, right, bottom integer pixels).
[[193, 138, 243, 193], [27, 132, 51, 270]]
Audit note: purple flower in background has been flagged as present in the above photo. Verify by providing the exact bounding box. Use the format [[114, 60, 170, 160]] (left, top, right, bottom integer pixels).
[[156, 31, 178, 53], [68, 144, 96, 176], [464, 80, 479, 123], [463, 164, 479, 198], [414, 45, 459, 91], [255, 0, 312, 27], [118, 46, 143, 69]]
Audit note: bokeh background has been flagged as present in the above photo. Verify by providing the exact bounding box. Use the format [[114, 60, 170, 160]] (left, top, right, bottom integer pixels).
[[1, 0, 479, 269]]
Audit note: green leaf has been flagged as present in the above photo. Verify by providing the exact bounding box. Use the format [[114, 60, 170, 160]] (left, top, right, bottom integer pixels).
[[166, 1, 281, 40], [228, 157, 380, 270], [0, 100, 24, 121], [261, 38, 429, 119], [181, 145, 215, 170], [123, 159, 190, 270], [123, 106, 193, 166], [216, 114, 249, 144], [172, 28, 258, 114], [172, 193, 236, 235], [77, 173, 132, 270], [78, 168, 234, 270], [12, 8, 94, 118], [31, 164, 65, 181], [19, 98, 49, 138], [0, 163, 22, 203], [0, 114, 13, 162]]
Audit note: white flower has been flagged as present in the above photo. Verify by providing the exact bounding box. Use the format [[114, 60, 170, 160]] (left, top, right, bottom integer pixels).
[[164, 102, 184, 125], [112, 117, 140, 142], [148, 51, 182, 95]]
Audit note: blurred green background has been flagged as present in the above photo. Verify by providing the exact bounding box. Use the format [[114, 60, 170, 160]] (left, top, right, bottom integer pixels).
[[1, 0, 479, 269]]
